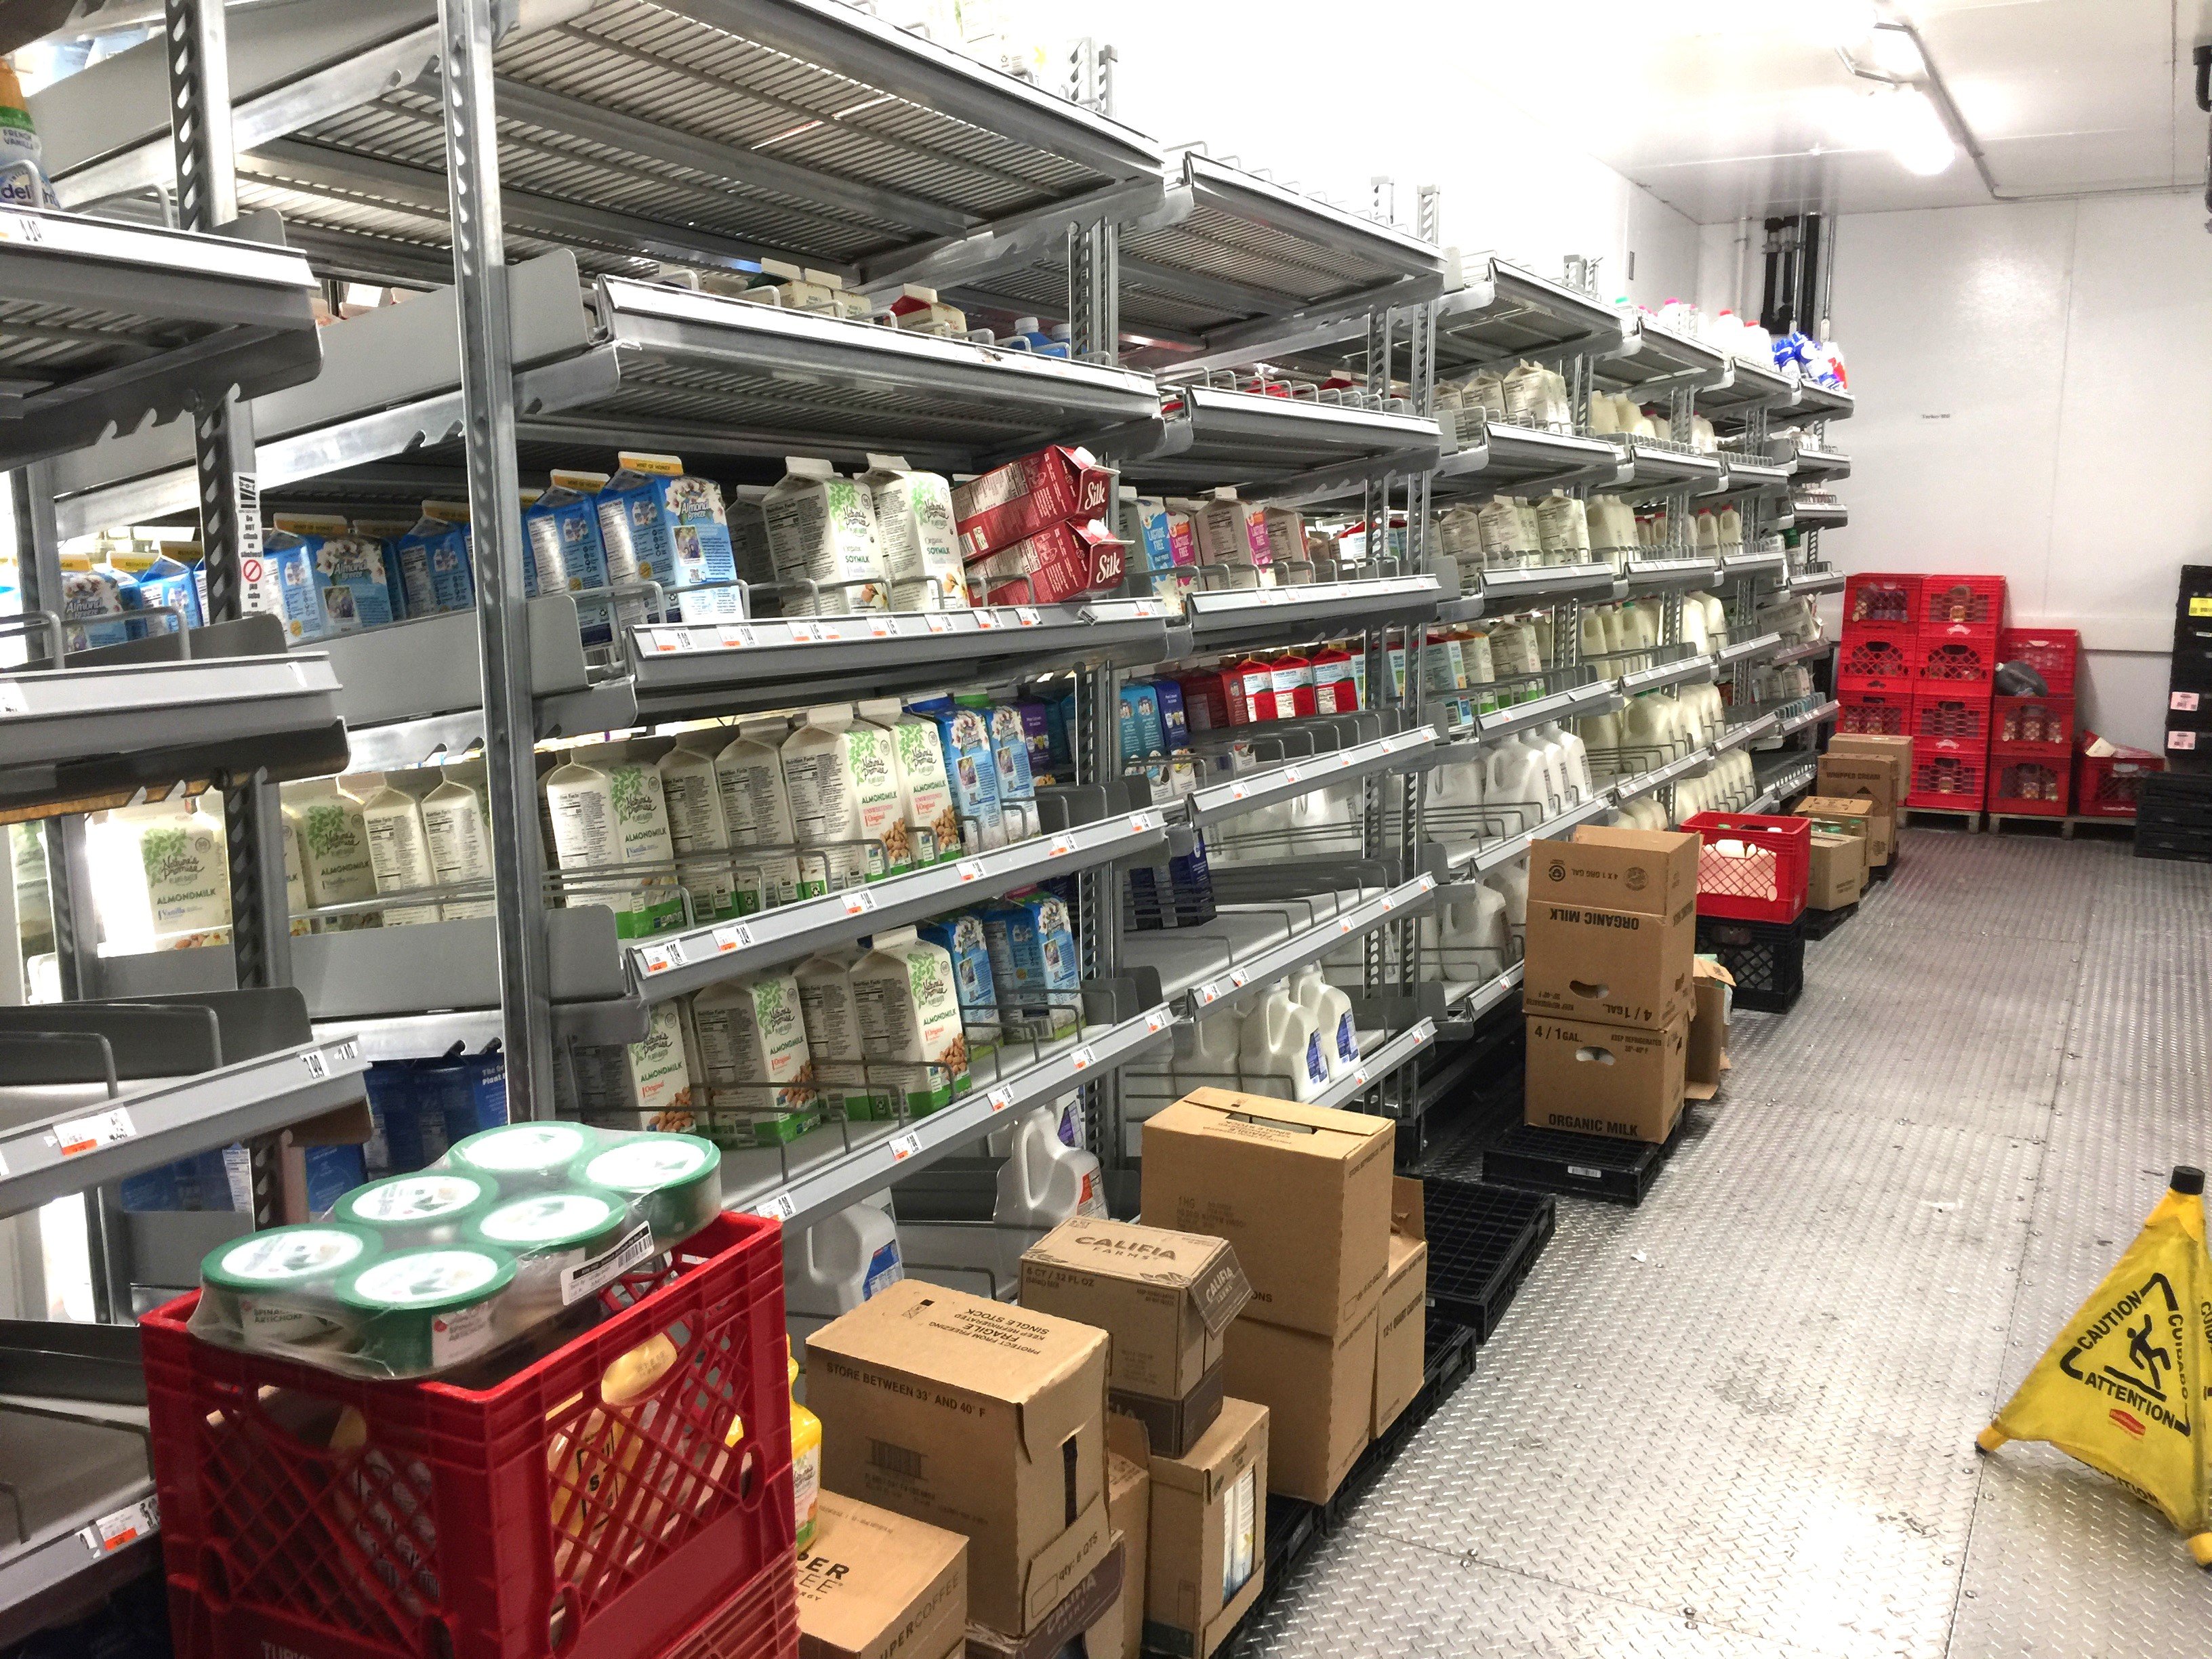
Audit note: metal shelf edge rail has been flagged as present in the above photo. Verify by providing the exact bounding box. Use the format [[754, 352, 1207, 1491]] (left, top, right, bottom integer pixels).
[[1310, 1019, 1436, 1109], [1471, 677, 1623, 742], [1187, 873, 1440, 1019], [1180, 574, 1440, 650], [1448, 962, 1523, 1026], [1479, 560, 1617, 609], [631, 808, 1172, 1000], [1453, 790, 1616, 875], [0, 649, 343, 774], [740, 1004, 1175, 1234], [1789, 566, 1847, 592], [1774, 699, 1841, 739], [0, 1038, 367, 1220], [0, 1471, 159, 1650], [1713, 710, 1782, 753], [0, 208, 323, 467], [1618, 653, 1719, 697], [1716, 630, 1786, 667], [1184, 726, 1439, 827], [1612, 746, 1714, 804]]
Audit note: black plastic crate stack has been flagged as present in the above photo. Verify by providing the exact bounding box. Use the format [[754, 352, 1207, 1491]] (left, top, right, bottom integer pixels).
[[2134, 772, 2212, 863], [2167, 565, 2212, 775], [1421, 1178, 1557, 1341], [1694, 915, 1807, 1012]]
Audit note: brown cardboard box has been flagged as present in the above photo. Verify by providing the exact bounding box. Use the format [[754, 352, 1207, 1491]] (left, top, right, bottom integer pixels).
[[1522, 826, 1700, 1030], [1816, 754, 1900, 816], [1795, 794, 1872, 867], [1019, 1219, 1252, 1457], [1685, 960, 1733, 1103], [807, 1280, 1109, 1637], [1084, 1418, 1151, 1659], [964, 1542, 1124, 1659], [1807, 830, 1865, 910], [1142, 1397, 1270, 1659], [1221, 1309, 1376, 1503], [1867, 811, 1896, 866], [1371, 1179, 1429, 1436], [800, 1494, 969, 1659], [1827, 732, 1912, 799], [1524, 1012, 1689, 1143], [1139, 1089, 1394, 1338]]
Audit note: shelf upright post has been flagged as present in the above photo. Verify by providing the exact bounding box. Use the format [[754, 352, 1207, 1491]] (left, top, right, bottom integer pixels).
[[162, 0, 291, 1009], [435, 0, 556, 1118]]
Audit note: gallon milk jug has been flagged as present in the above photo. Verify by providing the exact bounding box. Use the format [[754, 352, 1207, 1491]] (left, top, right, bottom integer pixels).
[[1428, 745, 1487, 848], [1435, 884, 1509, 981], [1486, 739, 1551, 823], [784, 1199, 905, 1319], [995, 1102, 1108, 1226], [1176, 1006, 1244, 1092], [1239, 983, 1328, 1102], [1486, 863, 1530, 957], [1524, 726, 1574, 808], [1580, 707, 1622, 777], [1548, 722, 1595, 802], [1292, 961, 1359, 1078]]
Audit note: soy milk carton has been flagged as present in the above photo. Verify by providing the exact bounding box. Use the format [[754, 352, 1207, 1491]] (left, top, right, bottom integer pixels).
[[857, 455, 968, 611], [762, 457, 888, 615]]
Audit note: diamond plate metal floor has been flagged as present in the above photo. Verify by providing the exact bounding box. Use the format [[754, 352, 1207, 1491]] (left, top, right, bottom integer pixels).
[[1247, 827, 2212, 1659]]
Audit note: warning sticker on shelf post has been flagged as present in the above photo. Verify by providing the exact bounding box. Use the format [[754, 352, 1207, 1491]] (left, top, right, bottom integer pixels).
[[81, 1496, 157, 1555]]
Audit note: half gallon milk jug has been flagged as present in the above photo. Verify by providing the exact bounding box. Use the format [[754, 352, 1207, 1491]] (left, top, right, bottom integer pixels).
[[1292, 961, 1358, 1079], [784, 1199, 904, 1319], [995, 1101, 1107, 1226]]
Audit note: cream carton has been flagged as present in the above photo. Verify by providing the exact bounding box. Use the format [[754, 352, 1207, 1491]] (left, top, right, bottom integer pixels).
[[850, 926, 971, 1115], [979, 888, 1080, 1042], [595, 453, 741, 623], [523, 470, 621, 642], [887, 283, 967, 335], [762, 457, 889, 615], [857, 454, 968, 612]]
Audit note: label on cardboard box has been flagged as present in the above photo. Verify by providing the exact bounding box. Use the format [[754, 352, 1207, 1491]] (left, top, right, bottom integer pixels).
[[1021, 1219, 1251, 1399], [1524, 1014, 1687, 1144], [798, 1493, 968, 1659], [1521, 894, 1696, 1031], [1531, 825, 1701, 917]]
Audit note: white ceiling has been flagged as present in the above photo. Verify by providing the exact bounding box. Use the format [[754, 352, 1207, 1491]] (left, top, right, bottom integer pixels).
[[1439, 0, 2212, 221]]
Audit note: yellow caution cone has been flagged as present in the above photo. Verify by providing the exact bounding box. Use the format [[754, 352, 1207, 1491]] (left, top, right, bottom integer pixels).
[[1978, 1165, 2212, 1569]]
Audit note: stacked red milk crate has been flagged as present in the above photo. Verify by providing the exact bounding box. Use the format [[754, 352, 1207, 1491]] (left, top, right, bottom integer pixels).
[[1906, 575, 2006, 810], [1837, 573, 1921, 736], [1988, 628, 2081, 816]]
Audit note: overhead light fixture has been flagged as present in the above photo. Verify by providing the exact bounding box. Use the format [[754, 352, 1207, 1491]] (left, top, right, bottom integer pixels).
[[1875, 85, 1959, 176], [1865, 22, 1928, 79]]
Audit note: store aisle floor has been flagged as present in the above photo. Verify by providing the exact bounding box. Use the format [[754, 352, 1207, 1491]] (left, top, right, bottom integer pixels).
[[1246, 828, 2212, 1659]]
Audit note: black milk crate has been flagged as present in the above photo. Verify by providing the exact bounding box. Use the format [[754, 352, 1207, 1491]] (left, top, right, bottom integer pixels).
[[1422, 1179, 1556, 1343], [1696, 913, 1808, 1012], [1485, 1113, 1687, 1206], [1802, 901, 1857, 939]]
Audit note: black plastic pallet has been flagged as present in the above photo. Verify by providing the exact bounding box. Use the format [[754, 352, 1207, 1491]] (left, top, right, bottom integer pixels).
[[2135, 833, 2212, 865], [1421, 1179, 1556, 1343], [1484, 1111, 1687, 1206], [1802, 901, 1857, 939], [1868, 857, 1895, 881]]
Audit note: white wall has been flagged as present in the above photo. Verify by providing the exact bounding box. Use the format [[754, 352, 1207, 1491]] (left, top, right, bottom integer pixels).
[[989, 0, 1702, 311], [1806, 191, 2212, 751]]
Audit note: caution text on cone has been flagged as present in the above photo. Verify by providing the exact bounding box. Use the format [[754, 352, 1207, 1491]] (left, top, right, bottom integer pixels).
[[1978, 1165, 2212, 1569]]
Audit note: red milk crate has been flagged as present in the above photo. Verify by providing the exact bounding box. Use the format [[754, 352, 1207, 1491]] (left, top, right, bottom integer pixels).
[[1919, 574, 2007, 632], [1990, 693, 2075, 756], [2075, 735, 2165, 817], [1839, 690, 1913, 737], [1681, 811, 1811, 924], [1986, 755, 2071, 817], [1839, 627, 1918, 695], [1908, 736, 1990, 808], [1843, 573, 1921, 628], [1912, 688, 1992, 743], [1916, 630, 1996, 689], [146, 1212, 794, 1659], [1996, 627, 2080, 696]]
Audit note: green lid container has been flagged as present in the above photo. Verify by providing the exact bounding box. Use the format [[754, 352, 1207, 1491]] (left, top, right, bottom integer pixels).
[[200, 1223, 381, 1351], [571, 1133, 720, 1248], [464, 1187, 631, 1263], [334, 1171, 499, 1242], [335, 1246, 518, 1376], [449, 1121, 596, 1186]]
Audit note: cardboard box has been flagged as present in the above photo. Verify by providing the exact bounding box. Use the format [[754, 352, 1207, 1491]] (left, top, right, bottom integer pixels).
[[1827, 732, 1912, 798], [1139, 1090, 1393, 1338], [1221, 1309, 1374, 1503], [1795, 795, 1872, 844], [952, 445, 1114, 558], [799, 1494, 969, 1659], [1685, 959, 1733, 1102], [1371, 1179, 1428, 1437], [1867, 811, 1896, 866], [1142, 1397, 1269, 1659], [1816, 754, 1900, 816], [966, 517, 1127, 607], [1084, 1418, 1151, 1659], [1524, 1013, 1688, 1143], [1018, 1218, 1252, 1457], [807, 1280, 1109, 1636], [1521, 826, 1700, 1030], [1807, 830, 1865, 909], [964, 1541, 1124, 1659]]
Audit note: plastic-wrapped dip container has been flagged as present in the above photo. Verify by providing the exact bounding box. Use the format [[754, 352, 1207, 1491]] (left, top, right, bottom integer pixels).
[[199, 1223, 380, 1348], [334, 1246, 517, 1374], [464, 1187, 644, 1318], [333, 1170, 497, 1243], [571, 1134, 720, 1247], [448, 1121, 593, 1187]]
